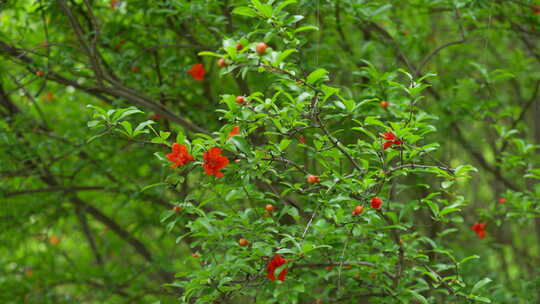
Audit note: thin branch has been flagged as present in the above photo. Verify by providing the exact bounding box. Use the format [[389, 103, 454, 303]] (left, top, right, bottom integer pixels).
[[500, 79, 540, 153], [315, 110, 363, 173], [387, 163, 455, 175], [4, 186, 106, 197], [334, 0, 353, 55], [294, 261, 395, 280], [58, 0, 105, 84], [74, 205, 104, 266], [0, 40, 210, 134], [452, 122, 519, 191], [295, 261, 376, 268], [416, 39, 470, 74], [263, 154, 310, 175]]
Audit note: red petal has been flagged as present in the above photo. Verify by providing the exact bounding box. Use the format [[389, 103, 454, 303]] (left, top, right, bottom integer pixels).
[[166, 152, 176, 161], [278, 268, 288, 281], [267, 254, 288, 281], [267, 260, 277, 281], [188, 64, 206, 81], [228, 126, 240, 138], [382, 132, 396, 140]]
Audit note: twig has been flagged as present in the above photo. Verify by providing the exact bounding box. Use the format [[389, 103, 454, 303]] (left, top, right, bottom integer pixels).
[[294, 261, 395, 280], [314, 111, 363, 173], [74, 205, 104, 266], [500, 79, 540, 153], [416, 39, 470, 74], [387, 163, 455, 175], [4, 186, 107, 197]]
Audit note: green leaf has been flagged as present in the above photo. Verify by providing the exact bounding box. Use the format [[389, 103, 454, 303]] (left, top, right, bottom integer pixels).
[[230, 137, 251, 155], [301, 242, 313, 253], [274, 0, 296, 14], [86, 132, 108, 143], [276, 248, 296, 255], [275, 49, 297, 65], [441, 180, 454, 189], [408, 290, 429, 304], [112, 107, 143, 122], [299, 243, 331, 254], [176, 232, 193, 244], [439, 207, 460, 217], [120, 121, 133, 137], [454, 164, 477, 178], [134, 120, 156, 135], [141, 182, 167, 192], [232, 6, 257, 17], [279, 139, 292, 151], [352, 127, 377, 140], [306, 68, 328, 84], [459, 255, 480, 265], [160, 131, 171, 140], [471, 278, 492, 294], [342, 99, 355, 112], [151, 137, 166, 144], [176, 131, 186, 145], [160, 210, 175, 223], [86, 104, 106, 115], [439, 201, 464, 217], [251, 0, 272, 18], [321, 84, 340, 102], [424, 200, 439, 217], [292, 282, 305, 293], [294, 25, 319, 33], [468, 295, 491, 303], [364, 116, 386, 128], [87, 120, 101, 128], [197, 51, 223, 58]]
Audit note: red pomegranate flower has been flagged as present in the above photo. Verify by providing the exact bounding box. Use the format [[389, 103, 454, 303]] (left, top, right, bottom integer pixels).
[[202, 147, 229, 178], [228, 126, 240, 139], [188, 63, 206, 81], [471, 222, 487, 239], [381, 131, 403, 150], [166, 143, 194, 168], [498, 198, 507, 204], [267, 254, 288, 281], [371, 197, 383, 209], [382, 132, 396, 141]]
